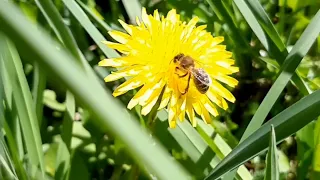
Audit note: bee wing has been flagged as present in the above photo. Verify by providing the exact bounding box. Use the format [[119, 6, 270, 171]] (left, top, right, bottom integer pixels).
[[191, 68, 212, 86]]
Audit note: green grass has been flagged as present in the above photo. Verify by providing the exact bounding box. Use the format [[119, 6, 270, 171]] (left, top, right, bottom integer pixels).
[[0, 0, 319, 180]]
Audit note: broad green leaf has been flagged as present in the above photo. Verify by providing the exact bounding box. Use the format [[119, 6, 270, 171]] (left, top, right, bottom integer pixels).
[[0, 35, 45, 178], [264, 125, 279, 180], [0, 1, 191, 179], [205, 89, 320, 180]]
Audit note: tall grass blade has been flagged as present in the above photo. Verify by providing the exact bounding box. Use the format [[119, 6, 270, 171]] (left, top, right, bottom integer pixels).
[[0, 62, 27, 179], [205, 89, 320, 180], [63, 0, 119, 58], [121, 0, 142, 24], [31, 62, 46, 126], [0, 1, 191, 179], [0, 35, 45, 178], [233, 0, 310, 96], [264, 125, 279, 180], [240, 10, 320, 142], [216, 9, 320, 179]]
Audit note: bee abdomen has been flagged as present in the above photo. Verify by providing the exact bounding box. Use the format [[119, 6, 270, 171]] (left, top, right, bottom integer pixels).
[[192, 68, 210, 94]]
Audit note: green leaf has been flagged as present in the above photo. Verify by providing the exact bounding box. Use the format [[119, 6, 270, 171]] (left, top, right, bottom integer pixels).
[[0, 35, 45, 178], [0, 1, 191, 179], [264, 125, 279, 180], [205, 89, 320, 180]]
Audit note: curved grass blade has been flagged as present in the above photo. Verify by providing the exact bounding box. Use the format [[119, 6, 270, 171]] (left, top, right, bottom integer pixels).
[[76, 0, 113, 33], [34, 0, 85, 65], [0, 2, 191, 179], [63, 0, 119, 58], [205, 89, 320, 180], [0, 35, 45, 178], [236, 0, 286, 52], [264, 125, 279, 180]]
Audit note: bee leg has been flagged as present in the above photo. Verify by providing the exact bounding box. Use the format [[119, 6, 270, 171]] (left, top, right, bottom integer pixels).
[[181, 73, 191, 95], [175, 67, 188, 77], [179, 72, 189, 78]]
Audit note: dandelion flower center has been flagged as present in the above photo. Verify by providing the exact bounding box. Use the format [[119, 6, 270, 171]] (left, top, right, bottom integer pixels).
[[99, 8, 239, 128]]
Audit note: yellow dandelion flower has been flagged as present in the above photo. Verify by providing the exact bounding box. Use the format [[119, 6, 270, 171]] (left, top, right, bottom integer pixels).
[[99, 8, 239, 128]]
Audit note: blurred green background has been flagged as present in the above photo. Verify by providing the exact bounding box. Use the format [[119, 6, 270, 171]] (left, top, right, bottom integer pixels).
[[0, 0, 320, 180]]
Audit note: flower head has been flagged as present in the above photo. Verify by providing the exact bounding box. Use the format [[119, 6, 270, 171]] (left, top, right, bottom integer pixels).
[[99, 8, 239, 128]]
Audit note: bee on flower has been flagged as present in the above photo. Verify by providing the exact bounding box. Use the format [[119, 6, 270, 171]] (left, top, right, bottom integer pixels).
[[99, 8, 239, 128]]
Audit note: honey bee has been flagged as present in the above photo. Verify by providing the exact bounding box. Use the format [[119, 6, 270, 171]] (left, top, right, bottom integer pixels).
[[173, 53, 211, 95]]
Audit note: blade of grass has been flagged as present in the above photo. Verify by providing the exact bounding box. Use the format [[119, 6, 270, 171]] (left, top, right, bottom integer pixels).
[[121, 0, 142, 24], [157, 110, 252, 179], [31, 62, 46, 126], [233, 0, 310, 95], [0, 54, 28, 180], [241, 9, 320, 142], [218, 9, 320, 180], [196, 121, 252, 180], [63, 0, 119, 58], [0, 139, 18, 180], [0, 2, 191, 179], [76, 0, 112, 32], [0, 35, 45, 178], [0, 44, 24, 162], [205, 89, 320, 180], [205, 0, 249, 49], [34, 0, 86, 66], [235, 0, 286, 53], [313, 117, 320, 174], [264, 125, 279, 180]]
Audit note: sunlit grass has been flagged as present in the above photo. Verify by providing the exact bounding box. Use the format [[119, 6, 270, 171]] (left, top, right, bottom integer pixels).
[[0, 0, 319, 180]]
